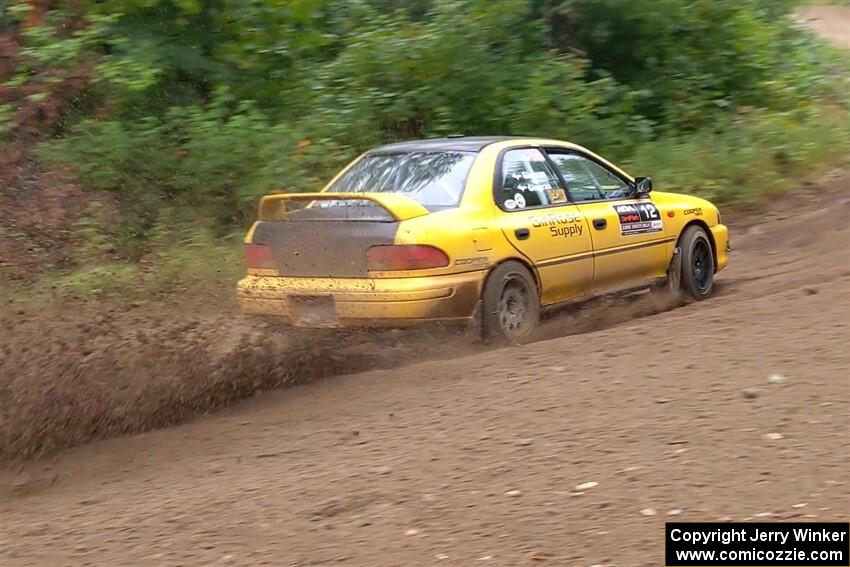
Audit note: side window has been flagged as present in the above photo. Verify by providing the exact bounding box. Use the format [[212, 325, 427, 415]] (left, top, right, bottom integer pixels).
[[583, 159, 631, 199], [547, 153, 603, 202], [497, 148, 566, 211], [548, 153, 631, 202]]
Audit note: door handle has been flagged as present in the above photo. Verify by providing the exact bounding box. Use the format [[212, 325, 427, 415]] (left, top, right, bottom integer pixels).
[[593, 218, 607, 230], [515, 228, 530, 240]]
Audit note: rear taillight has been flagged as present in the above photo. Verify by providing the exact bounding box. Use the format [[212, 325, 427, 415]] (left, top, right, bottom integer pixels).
[[367, 245, 450, 271], [244, 243, 275, 270]]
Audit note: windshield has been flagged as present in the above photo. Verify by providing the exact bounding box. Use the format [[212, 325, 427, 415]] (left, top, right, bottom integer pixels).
[[326, 151, 476, 207]]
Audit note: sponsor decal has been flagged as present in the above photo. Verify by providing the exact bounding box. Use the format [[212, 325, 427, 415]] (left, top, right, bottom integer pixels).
[[684, 207, 704, 216], [455, 256, 489, 267], [529, 211, 585, 238], [546, 188, 567, 204], [531, 171, 551, 189], [513, 193, 527, 209], [504, 198, 517, 210], [614, 202, 663, 236], [550, 224, 583, 238]]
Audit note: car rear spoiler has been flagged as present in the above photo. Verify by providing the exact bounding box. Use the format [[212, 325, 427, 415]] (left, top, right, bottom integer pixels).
[[258, 192, 431, 222]]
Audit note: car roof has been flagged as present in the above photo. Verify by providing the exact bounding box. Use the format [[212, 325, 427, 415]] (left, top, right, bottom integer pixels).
[[370, 136, 528, 153]]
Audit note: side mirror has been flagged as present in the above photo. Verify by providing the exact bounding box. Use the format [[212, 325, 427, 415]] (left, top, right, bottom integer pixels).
[[633, 176, 653, 196]]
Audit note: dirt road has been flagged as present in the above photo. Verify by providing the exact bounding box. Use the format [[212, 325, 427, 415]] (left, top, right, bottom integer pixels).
[[2, 172, 849, 565], [795, 4, 850, 49]]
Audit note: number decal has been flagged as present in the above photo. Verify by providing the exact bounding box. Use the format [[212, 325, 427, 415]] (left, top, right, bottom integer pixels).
[[613, 202, 663, 236], [639, 204, 659, 220]]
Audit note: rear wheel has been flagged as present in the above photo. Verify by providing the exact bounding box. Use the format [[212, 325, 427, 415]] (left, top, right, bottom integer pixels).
[[481, 261, 540, 343], [659, 225, 715, 301]]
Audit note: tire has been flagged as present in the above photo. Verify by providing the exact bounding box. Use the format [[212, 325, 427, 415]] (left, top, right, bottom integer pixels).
[[480, 261, 540, 343], [672, 225, 716, 301]]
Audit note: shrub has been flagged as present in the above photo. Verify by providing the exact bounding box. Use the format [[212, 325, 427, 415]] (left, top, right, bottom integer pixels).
[[3, 0, 849, 298], [39, 89, 340, 244], [627, 105, 850, 205]]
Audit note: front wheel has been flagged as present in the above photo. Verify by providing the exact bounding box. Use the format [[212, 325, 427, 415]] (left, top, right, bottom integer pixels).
[[660, 225, 715, 301], [480, 261, 540, 343]]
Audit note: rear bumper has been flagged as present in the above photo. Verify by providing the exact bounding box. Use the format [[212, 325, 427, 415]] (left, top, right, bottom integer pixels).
[[711, 224, 730, 271], [236, 271, 486, 327]]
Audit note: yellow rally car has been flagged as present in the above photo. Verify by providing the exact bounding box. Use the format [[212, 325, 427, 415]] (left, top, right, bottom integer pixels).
[[237, 136, 729, 341]]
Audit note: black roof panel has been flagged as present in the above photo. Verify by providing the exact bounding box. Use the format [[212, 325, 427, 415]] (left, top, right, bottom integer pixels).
[[370, 136, 523, 154]]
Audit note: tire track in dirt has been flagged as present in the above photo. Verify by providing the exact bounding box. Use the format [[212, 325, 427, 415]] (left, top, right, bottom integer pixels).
[[1, 174, 848, 566]]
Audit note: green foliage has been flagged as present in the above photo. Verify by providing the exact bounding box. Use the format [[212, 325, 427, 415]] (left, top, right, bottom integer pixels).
[[301, 1, 649, 154], [3, 0, 849, 298], [40, 88, 335, 238], [14, 0, 846, 150], [627, 105, 850, 205], [503, 57, 652, 157], [7, 11, 162, 110], [74, 202, 112, 263], [51, 263, 144, 298], [0, 104, 13, 135], [557, 0, 845, 129], [50, 211, 243, 300]]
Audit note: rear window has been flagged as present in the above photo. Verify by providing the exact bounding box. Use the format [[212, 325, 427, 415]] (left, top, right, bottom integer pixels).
[[326, 151, 476, 207]]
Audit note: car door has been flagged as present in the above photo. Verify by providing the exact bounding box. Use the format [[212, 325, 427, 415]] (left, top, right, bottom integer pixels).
[[492, 147, 594, 305], [546, 150, 671, 293]]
